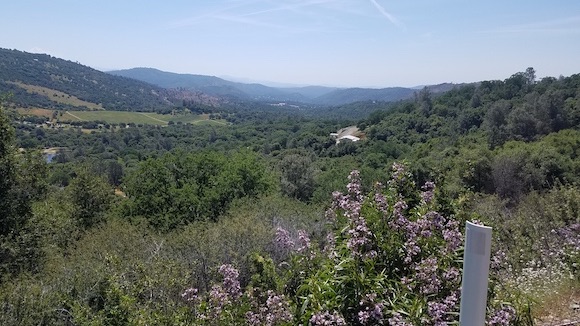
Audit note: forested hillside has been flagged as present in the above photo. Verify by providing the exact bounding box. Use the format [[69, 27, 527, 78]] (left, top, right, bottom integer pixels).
[[0, 48, 173, 111], [109, 67, 315, 103], [2, 68, 580, 325], [109, 67, 459, 106]]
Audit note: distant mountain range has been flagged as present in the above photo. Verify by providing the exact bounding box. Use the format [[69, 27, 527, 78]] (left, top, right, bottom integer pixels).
[[0, 47, 460, 112], [108, 68, 459, 106], [108, 68, 335, 104]]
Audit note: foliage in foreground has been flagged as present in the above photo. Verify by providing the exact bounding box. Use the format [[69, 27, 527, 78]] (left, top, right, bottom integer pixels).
[[180, 164, 524, 325], [1, 164, 572, 325]]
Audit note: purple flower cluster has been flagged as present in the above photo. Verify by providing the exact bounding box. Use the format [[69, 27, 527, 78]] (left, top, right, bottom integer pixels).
[[207, 285, 229, 319], [421, 181, 436, 204], [181, 265, 243, 321], [218, 264, 241, 300], [442, 219, 463, 253], [268, 166, 472, 325], [347, 216, 376, 259], [391, 206, 461, 264], [374, 191, 389, 214], [246, 290, 293, 326], [275, 227, 314, 259], [347, 170, 364, 202], [390, 199, 409, 230], [181, 287, 198, 303], [388, 312, 412, 326], [486, 305, 516, 326], [427, 292, 459, 324], [323, 233, 337, 259], [194, 264, 242, 321], [443, 267, 460, 282], [330, 170, 377, 259], [390, 163, 407, 184], [414, 256, 441, 295], [357, 293, 384, 325], [309, 310, 347, 325], [297, 230, 311, 254], [490, 250, 507, 271], [275, 227, 295, 250]]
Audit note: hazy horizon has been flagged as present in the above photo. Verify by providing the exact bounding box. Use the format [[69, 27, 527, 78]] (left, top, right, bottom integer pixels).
[[1, 0, 579, 88]]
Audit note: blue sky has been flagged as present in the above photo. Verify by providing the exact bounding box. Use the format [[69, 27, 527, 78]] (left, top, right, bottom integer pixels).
[[1, 0, 580, 87]]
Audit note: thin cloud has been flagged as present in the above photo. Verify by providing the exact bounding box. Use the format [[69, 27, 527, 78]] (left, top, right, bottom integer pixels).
[[167, 0, 378, 34], [242, 0, 335, 17], [167, 0, 331, 30], [368, 0, 403, 28], [212, 13, 286, 30], [479, 15, 580, 36], [167, 1, 263, 29], [212, 12, 324, 34]]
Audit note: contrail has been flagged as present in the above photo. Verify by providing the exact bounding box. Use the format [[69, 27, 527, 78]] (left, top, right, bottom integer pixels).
[[369, 0, 402, 28]]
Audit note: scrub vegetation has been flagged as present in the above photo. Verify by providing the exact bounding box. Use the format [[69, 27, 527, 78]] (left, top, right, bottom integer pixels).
[[2, 67, 580, 325]]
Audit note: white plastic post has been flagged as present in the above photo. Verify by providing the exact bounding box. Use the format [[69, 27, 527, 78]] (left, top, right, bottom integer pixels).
[[459, 221, 493, 326]]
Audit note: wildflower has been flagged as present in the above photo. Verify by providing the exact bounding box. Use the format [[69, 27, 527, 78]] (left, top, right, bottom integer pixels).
[[390, 199, 409, 230], [324, 233, 337, 259], [414, 257, 441, 295], [264, 291, 293, 325], [181, 287, 198, 302], [309, 310, 347, 325], [443, 267, 460, 282], [297, 230, 311, 253], [208, 285, 229, 319], [358, 293, 384, 325], [391, 162, 406, 181], [325, 208, 337, 220], [347, 216, 375, 258], [388, 312, 412, 326], [427, 292, 459, 324], [218, 264, 241, 299], [442, 219, 462, 253], [425, 211, 445, 230], [490, 250, 507, 271], [347, 170, 363, 202], [275, 227, 295, 250], [486, 305, 516, 326], [421, 181, 436, 204], [374, 192, 388, 214]]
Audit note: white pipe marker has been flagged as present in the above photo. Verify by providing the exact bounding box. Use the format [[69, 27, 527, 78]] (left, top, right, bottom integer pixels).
[[459, 221, 493, 325]]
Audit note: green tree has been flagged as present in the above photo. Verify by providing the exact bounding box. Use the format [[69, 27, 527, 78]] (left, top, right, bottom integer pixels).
[[0, 104, 47, 277], [67, 166, 115, 228], [279, 154, 317, 202], [123, 150, 271, 230], [0, 105, 18, 236]]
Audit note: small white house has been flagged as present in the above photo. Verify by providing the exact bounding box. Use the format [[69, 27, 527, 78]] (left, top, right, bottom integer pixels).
[[336, 135, 360, 144]]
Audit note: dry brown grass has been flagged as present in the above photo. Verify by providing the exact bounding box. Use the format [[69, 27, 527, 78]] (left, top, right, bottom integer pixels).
[[534, 285, 580, 325], [9, 81, 103, 110], [16, 107, 54, 118]]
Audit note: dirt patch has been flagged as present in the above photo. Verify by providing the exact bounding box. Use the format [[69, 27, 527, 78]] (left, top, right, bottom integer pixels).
[[114, 189, 127, 198], [9, 81, 103, 110], [535, 287, 580, 325], [17, 107, 54, 118]]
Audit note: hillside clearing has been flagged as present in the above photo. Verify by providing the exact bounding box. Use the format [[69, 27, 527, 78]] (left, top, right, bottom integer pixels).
[[17, 108, 227, 126], [8, 81, 103, 110]]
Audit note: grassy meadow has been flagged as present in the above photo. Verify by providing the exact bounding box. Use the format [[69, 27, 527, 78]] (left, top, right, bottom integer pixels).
[[10, 81, 104, 110], [18, 108, 227, 126]]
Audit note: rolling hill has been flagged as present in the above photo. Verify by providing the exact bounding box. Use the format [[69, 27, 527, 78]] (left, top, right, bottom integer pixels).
[[109, 67, 459, 106], [108, 67, 325, 103], [0, 48, 460, 112], [0, 48, 174, 112]]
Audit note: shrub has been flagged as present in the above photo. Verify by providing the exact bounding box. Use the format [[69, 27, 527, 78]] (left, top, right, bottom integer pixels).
[[180, 163, 526, 325]]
